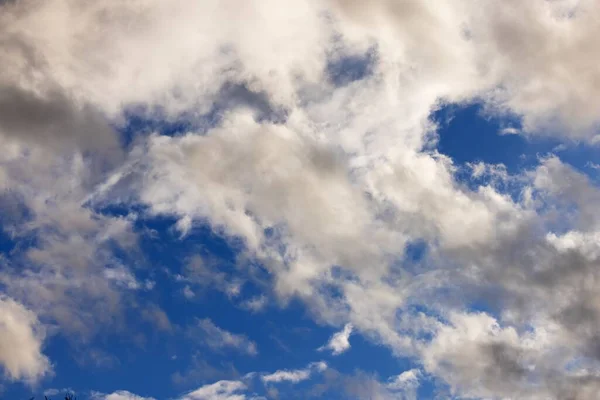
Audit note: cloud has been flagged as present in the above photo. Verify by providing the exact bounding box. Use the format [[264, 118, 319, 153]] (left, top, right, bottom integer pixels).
[[180, 380, 247, 400], [319, 323, 353, 355], [93, 391, 155, 400], [181, 255, 245, 299], [103, 266, 145, 290], [93, 366, 419, 400], [2, 0, 600, 398], [386, 369, 420, 391], [422, 312, 530, 399], [194, 318, 258, 356], [332, 0, 600, 140], [182, 286, 195, 299], [261, 361, 327, 384], [0, 83, 122, 157], [0, 296, 50, 383], [240, 295, 268, 313], [499, 127, 520, 135], [140, 305, 173, 332]]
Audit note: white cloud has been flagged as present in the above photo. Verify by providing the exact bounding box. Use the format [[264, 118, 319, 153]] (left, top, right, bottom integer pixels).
[[319, 323, 353, 355], [180, 380, 247, 400], [195, 318, 258, 356], [386, 369, 420, 391], [0, 296, 50, 383], [499, 127, 520, 136], [261, 361, 327, 384]]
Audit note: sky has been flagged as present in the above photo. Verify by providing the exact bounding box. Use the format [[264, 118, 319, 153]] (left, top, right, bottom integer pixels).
[[1, 0, 600, 399]]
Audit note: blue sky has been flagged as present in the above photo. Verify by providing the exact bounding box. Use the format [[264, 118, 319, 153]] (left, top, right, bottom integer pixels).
[[1, 1, 600, 400]]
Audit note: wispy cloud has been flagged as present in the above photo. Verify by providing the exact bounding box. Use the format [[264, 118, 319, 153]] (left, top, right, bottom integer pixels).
[[194, 318, 258, 356], [179, 380, 247, 400], [239, 295, 268, 313], [261, 361, 327, 384]]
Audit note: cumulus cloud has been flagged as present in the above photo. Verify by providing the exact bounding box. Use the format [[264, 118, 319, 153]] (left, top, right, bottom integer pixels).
[[0, 296, 50, 383], [193, 319, 258, 356], [319, 323, 353, 355]]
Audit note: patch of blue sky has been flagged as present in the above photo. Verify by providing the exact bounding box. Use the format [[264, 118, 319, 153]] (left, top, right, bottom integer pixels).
[[118, 106, 194, 147], [403, 239, 428, 265], [435, 102, 600, 181], [0, 191, 35, 256], [434, 103, 532, 174], [327, 47, 377, 87], [331, 332, 414, 378], [116, 82, 288, 149], [0, 222, 17, 256]]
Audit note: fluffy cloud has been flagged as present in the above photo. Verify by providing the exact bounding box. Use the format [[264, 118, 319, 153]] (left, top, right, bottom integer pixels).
[[319, 323, 353, 355], [0, 296, 50, 383]]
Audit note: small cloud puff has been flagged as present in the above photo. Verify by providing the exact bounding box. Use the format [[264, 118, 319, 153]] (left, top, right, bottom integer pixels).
[[318, 323, 353, 355]]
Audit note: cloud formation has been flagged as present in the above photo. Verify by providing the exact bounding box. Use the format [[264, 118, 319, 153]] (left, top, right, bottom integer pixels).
[[261, 361, 327, 384], [1, 0, 600, 398]]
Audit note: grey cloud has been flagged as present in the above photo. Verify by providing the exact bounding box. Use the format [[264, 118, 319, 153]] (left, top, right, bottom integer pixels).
[[213, 82, 288, 125], [418, 162, 600, 398], [0, 84, 122, 157]]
